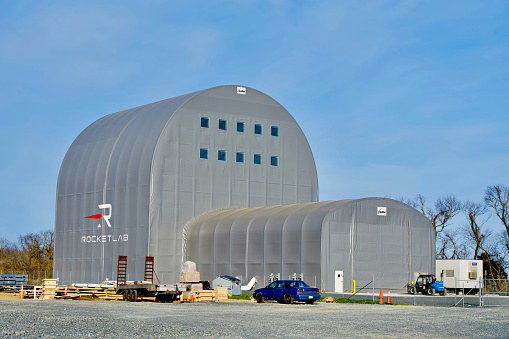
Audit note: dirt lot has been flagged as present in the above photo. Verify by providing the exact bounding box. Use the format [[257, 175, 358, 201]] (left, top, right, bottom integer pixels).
[[0, 291, 21, 300], [1, 297, 508, 338]]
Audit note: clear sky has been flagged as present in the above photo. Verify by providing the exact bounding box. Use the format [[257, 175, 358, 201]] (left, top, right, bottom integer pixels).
[[1, 1, 508, 242]]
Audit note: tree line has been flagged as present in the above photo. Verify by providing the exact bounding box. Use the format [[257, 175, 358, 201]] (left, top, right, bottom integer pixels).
[[397, 184, 509, 280], [0, 230, 54, 276]]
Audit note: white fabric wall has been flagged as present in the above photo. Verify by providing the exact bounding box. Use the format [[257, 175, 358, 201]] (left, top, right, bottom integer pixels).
[[321, 198, 435, 292], [186, 198, 434, 291]]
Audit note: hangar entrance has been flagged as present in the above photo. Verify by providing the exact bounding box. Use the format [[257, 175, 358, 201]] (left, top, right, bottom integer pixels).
[[335, 270, 344, 293]]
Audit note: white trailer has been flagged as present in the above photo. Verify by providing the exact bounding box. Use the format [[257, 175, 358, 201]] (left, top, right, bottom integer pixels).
[[436, 259, 483, 294]]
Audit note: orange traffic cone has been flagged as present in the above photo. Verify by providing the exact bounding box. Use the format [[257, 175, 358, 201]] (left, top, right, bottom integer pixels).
[[378, 288, 384, 304], [190, 291, 195, 302], [387, 290, 392, 304]]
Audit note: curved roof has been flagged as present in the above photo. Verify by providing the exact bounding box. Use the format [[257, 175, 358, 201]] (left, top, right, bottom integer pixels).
[[57, 90, 200, 197], [55, 85, 319, 285], [185, 198, 434, 286], [57, 84, 317, 198]]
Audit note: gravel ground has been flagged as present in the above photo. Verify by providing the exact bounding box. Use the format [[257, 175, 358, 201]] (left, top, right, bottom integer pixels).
[[1, 299, 508, 338], [323, 292, 509, 307]]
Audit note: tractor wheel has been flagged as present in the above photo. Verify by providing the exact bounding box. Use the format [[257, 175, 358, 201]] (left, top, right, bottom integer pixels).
[[426, 287, 435, 296], [409, 287, 415, 295], [256, 292, 264, 303], [284, 293, 293, 304]]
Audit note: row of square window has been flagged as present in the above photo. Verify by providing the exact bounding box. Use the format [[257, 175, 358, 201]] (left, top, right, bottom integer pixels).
[[200, 148, 279, 166], [200, 117, 279, 136]]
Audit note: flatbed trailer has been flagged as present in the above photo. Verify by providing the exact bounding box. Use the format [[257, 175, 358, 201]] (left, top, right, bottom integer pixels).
[[116, 283, 181, 302]]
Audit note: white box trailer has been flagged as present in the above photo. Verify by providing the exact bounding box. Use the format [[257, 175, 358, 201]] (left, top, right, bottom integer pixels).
[[436, 259, 483, 294]]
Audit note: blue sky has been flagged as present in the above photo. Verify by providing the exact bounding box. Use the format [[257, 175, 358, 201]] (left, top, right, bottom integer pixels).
[[1, 1, 508, 242]]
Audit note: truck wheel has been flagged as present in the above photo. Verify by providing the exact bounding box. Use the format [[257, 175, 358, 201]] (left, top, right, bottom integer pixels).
[[132, 290, 138, 302], [256, 292, 264, 303], [123, 291, 128, 301], [426, 287, 435, 296], [284, 293, 293, 304], [126, 290, 132, 301]]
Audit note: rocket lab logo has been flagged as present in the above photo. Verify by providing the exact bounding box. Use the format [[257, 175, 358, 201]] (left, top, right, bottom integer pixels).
[[84, 204, 112, 228], [81, 203, 128, 244]]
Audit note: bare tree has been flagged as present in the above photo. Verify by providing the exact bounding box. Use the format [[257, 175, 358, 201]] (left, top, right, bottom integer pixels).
[[463, 201, 491, 259], [393, 196, 418, 208], [437, 231, 468, 259], [0, 237, 22, 272], [414, 194, 462, 238], [484, 185, 509, 243]]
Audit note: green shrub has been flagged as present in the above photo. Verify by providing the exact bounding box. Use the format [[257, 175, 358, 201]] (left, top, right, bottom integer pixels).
[[228, 294, 252, 300], [333, 298, 378, 304]]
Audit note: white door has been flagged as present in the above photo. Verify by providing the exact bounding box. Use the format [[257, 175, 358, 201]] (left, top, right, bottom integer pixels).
[[335, 271, 343, 293]]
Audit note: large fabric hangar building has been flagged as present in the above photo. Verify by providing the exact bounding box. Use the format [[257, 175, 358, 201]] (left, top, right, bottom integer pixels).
[[54, 85, 434, 291]]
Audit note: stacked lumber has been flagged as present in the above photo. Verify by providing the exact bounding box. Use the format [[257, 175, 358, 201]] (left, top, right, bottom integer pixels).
[[214, 286, 228, 302], [55, 286, 80, 299], [23, 287, 42, 299], [190, 283, 203, 291], [181, 291, 192, 301], [180, 271, 200, 283], [42, 279, 58, 300], [194, 290, 214, 301], [181, 288, 228, 302], [54, 284, 122, 300]]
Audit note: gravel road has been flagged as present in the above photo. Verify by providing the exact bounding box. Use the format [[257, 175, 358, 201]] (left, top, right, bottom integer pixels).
[[1, 299, 508, 338]]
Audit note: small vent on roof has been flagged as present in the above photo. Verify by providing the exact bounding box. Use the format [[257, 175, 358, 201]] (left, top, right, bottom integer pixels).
[[237, 86, 246, 95]]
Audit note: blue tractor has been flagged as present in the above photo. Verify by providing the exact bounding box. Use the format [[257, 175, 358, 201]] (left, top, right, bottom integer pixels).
[[407, 274, 445, 296]]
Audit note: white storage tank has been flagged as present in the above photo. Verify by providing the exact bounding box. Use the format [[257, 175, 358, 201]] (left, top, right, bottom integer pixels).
[[436, 259, 483, 294]]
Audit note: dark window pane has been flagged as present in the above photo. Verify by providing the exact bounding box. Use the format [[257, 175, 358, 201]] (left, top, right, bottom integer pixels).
[[236, 152, 244, 163], [270, 156, 278, 167], [218, 150, 226, 161], [219, 119, 227, 131], [199, 148, 208, 159], [201, 117, 209, 128], [237, 121, 245, 132], [271, 126, 279, 137], [254, 124, 262, 135], [254, 154, 262, 165]]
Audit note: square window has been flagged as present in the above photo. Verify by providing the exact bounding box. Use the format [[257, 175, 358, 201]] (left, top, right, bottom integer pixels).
[[201, 117, 209, 128], [236, 152, 245, 163], [237, 121, 245, 132], [254, 154, 262, 165], [254, 124, 262, 135], [219, 119, 227, 131], [270, 156, 279, 166], [271, 126, 279, 137], [199, 148, 208, 159], [218, 150, 227, 161]]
